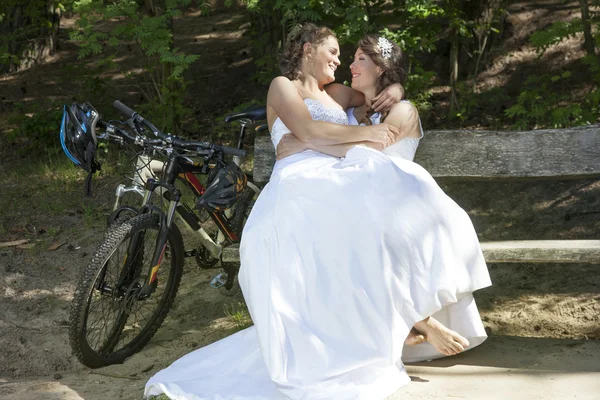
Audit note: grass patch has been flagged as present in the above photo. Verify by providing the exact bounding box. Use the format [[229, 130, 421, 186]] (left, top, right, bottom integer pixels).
[[224, 301, 253, 332], [0, 151, 127, 236]]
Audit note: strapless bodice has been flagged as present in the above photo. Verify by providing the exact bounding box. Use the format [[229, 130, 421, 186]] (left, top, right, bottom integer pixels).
[[270, 98, 349, 149]]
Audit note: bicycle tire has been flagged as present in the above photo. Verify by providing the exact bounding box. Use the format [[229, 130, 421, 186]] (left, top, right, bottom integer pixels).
[[69, 213, 184, 368], [230, 185, 259, 237]]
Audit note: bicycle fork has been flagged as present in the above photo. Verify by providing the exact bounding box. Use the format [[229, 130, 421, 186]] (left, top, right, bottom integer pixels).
[[137, 179, 179, 298], [112, 155, 223, 260]]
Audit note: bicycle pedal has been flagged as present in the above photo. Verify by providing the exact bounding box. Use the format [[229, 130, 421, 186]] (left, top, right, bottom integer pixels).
[[184, 249, 197, 258], [209, 272, 228, 289]]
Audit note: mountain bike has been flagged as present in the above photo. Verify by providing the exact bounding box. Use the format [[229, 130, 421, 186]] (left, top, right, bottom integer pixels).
[[67, 101, 264, 368], [106, 102, 264, 278]]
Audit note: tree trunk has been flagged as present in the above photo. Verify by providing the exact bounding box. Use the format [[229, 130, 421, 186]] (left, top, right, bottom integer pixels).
[[579, 0, 596, 56], [450, 32, 460, 113], [0, 1, 60, 74]]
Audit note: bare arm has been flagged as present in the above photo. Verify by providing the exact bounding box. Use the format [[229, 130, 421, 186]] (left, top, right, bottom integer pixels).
[[276, 102, 421, 160], [325, 83, 365, 109], [268, 76, 398, 146], [325, 82, 405, 112], [276, 134, 383, 160]]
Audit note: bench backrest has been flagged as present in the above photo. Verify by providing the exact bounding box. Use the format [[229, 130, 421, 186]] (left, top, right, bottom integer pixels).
[[253, 124, 600, 183]]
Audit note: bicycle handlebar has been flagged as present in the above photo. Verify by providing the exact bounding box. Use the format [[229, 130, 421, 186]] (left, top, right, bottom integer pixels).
[[110, 100, 247, 158], [113, 100, 137, 120]]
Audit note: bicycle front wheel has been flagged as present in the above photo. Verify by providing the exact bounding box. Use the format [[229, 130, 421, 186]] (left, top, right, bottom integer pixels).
[[68, 213, 184, 368]]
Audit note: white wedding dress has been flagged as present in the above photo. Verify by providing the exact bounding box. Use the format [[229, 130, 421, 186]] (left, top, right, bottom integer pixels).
[[145, 98, 491, 400]]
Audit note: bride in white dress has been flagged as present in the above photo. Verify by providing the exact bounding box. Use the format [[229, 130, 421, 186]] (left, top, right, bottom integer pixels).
[[276, 33, 489, 364], [145, 25, 491, 400]]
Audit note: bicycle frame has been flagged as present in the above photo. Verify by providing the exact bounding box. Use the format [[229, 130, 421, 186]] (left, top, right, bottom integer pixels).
[[111, 153, 244, 260], [119, 148, 244, 297], [110, 120, 260, 261]]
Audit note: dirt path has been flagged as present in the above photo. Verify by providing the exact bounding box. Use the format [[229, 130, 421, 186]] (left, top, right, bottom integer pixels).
[[1, 1, 599, 399], [1, 336, 599, 400]]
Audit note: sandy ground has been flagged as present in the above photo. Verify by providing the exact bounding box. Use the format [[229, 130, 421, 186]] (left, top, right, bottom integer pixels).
[[1, 1, 599, 399], [1, 336, 599, 400]]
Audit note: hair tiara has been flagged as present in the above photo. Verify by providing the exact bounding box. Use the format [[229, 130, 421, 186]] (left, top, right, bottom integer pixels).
[[377, 37, 393, 60]]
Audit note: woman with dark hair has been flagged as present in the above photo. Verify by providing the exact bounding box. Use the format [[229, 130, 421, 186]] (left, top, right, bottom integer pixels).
[[277, 33, 489, 364], [145, 24, 490, 400]]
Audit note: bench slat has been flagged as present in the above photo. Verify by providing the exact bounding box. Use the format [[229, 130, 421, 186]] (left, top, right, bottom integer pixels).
[[253, 125, 600, 183], [416, 126, 600, 179], [480, 240, 600, 263], [222, 240, 600, 265]]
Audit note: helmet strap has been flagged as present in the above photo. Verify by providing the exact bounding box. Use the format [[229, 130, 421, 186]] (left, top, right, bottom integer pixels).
[[84, 141, 100, 197]]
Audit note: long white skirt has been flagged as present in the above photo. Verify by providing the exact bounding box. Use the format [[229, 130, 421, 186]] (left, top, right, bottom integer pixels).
[[145, 146, 491, 399]]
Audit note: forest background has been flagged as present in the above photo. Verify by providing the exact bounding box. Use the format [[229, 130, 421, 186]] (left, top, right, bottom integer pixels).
[[0, 1, 599, 399]]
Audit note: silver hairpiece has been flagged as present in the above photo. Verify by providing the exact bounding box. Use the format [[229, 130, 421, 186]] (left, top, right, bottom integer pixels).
[[377, 37, 393, 60]]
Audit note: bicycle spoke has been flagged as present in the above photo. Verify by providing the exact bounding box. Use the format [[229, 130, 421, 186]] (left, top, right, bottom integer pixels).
[[82, 220, 175, 356]]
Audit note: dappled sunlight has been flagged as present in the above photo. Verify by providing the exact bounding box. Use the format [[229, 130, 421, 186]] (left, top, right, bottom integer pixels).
[[1, 2, 599, 398], [2, 275, 76, 303], [478, 34, 586, 90], [0, 74, 18, 82], [406, 335, 600, 371]]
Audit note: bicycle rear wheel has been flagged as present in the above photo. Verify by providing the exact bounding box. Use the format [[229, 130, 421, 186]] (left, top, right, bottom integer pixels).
[[69, 213, 184, 368], [230, 184, 260, 237]]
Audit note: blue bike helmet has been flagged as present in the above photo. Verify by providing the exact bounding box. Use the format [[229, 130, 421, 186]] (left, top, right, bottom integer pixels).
[[60, 102, 100, 174]]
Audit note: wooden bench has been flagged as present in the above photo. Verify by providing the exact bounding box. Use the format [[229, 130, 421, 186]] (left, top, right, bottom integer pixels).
[[222, 124, 600, 266]]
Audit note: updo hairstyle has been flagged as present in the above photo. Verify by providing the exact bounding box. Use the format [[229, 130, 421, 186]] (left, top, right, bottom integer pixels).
[[357, 35, 408, 124], [279, 23, 336, 80]]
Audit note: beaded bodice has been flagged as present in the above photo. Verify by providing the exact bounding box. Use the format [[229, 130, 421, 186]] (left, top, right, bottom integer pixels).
[[270, 98, 348, 149]]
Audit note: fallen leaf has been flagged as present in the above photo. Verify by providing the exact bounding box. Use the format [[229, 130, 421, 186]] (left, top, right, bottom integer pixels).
[[0, 239, 30, 248], [47, 241, 68, 251], [16, 243, 36, 250]]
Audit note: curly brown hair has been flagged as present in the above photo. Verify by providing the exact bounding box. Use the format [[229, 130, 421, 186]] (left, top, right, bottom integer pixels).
[[279, 23, 336, 80], [357, 35, 408, 125]]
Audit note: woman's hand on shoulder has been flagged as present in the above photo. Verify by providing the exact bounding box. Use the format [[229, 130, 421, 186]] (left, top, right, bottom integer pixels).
[[371, 83, 405, 113]]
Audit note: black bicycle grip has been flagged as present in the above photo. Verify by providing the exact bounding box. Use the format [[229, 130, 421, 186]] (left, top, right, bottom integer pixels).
[[113, 100, 138, 119], [219, 145, 246, 158]]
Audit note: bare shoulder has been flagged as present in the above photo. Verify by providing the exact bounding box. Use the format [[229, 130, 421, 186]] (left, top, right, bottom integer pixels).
[[268, 76, 294, 95], [389, 101, 419, 118], [386, 101, 422, 139], [267, 76, 301, 106]]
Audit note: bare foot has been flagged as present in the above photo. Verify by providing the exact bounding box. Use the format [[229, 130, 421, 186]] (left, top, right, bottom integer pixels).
[[413, 317, 469, 356], [404, 328, 426, 346]]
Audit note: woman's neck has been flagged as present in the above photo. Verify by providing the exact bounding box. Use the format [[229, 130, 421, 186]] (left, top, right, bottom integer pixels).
[[360, 88, 377, 110], [298, 72, 326, 93]]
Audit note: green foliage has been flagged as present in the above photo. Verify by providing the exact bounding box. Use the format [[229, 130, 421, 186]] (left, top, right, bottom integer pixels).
[[530, 20, 585, 53], [447, 81, 478, 124], [224, 302, 253, 331], [505, 72, 599, 129], [5, 103, 64, 157], [0, 0, 75, 72], [71, 0, 203, 133], [509, 2, 600, 129], [233, 0, 446, 99]]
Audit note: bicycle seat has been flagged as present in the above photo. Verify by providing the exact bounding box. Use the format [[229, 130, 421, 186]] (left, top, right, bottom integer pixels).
[[225, 105, 266, 123], [255, 123, 269, 134]]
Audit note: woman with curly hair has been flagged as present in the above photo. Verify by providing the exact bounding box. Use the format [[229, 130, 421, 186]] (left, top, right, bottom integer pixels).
[[145, 24, 490, 400], [277, 33, 490, 364]]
